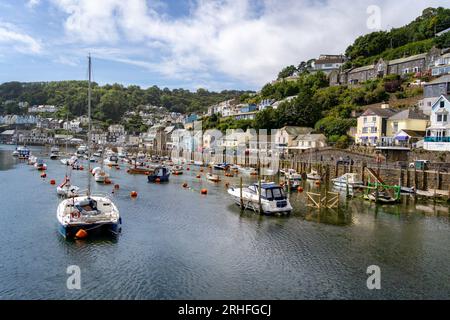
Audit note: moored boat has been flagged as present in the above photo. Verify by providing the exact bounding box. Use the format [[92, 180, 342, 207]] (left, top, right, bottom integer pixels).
[[171, 165, 184, 175], [227, 182, 293, 215], [238, 167, 257, 176], [34, 159, 47, 171], [56, 176, 80, 198], [332, 173, 363, 189], [306, 169, 321, 181], [147, 166, 170, 183], [206, 173, 221, 182]]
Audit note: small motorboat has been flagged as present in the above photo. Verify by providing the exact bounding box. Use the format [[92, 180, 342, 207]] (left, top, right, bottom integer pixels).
[[50, 146, 60, 159], [366, 191, 398, 204], [171, 165, 184, 175], [104, 155, 119, 167], [306, 169, 321, 181], [227, 182, 292, 215], [89, 156, 96, 163], [61, 156, 78, 166], [332, 173, 363, 189], [400, 186, 416, 194], [213, 163, 229, 170], [17, 146, 31, 159], [56, 176, 80, 198], [206, 173, 221, 182], [127, 167, 151, 175], [34, 159, 47, 171], [28, 155, 37, 165], [148, 166, 170, 183], [76, 145, 88, 156], [238, 167, 258, 176], [12, 149, 19, 157], [94, 169, 110, 183], [284, 169, 302, 189]]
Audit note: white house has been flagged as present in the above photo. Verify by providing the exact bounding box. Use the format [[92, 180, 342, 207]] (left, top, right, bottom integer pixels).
[[424, 95, 450, 151], [64, 120, 82, 133], [291, 133, 327, 150]]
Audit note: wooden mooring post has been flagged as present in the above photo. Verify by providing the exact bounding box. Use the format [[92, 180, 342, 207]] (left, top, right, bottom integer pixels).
[[240, 177, 243, 210]]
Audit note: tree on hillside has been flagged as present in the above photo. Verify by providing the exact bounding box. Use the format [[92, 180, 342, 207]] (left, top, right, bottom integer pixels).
[[277, 65, 297, 79]]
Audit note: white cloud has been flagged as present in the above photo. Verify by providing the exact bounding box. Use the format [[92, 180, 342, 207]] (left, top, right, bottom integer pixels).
[[50, 0, 450, 88], [0, 22, 42, 54], [26, 0, 41, 9]]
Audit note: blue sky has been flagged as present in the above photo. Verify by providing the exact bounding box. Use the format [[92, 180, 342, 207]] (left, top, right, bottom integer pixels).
[[0, 0, 449, 91]]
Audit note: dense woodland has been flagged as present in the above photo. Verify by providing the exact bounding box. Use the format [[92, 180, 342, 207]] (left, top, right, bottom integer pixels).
[[0, 81, 250, 122]]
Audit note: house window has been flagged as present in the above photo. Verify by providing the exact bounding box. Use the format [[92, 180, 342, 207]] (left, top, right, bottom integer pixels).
[[363, 117, 367, 123], [372, 117, 376, 122], [444, 115, 448, 122], [371, 127, 377, 133], [440, 101, 445, 108], [437, 115, 442, 122], [308, 141, 312, 146], [428, 101, 432, 107], [393, 122, 399, 133], [362, 127, 368, 133]]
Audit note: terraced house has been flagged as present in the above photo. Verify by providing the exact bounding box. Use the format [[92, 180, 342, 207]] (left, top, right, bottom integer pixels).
[[425, 95, 450, 151]]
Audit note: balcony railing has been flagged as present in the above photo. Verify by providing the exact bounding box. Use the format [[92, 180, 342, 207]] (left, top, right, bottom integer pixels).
[[424, 137, 450, 143]]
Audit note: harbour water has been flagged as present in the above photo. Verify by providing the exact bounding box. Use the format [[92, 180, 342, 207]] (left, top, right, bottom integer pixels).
[[0, 145, 449, 299]]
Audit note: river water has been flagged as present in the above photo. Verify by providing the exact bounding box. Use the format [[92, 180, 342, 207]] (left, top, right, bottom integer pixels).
[[0, 145, 449, 299]]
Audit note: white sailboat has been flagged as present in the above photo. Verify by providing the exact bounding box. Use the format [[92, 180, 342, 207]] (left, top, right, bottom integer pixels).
[[56, 175, 80, 198], [94, 148, 110, 183], [56, 55, 121, 239]]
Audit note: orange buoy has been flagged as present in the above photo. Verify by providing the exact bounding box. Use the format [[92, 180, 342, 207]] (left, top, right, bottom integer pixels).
[[40, 173, 47, 178], [315, 181, 321, 186], [50, 179, 56, 185], [186, 167, 190, 171], [196, 174, 201, 179], [79, 166, 84, 171], [225, 182, 230, 188], [114, 184, 120, 189], [155, 178, 161, 183], [200, 188, 208, 195], [182, 182, 188, 188], [145, 171, 150, 175], [75, 229, 88, 239], [200, 169, 204, 173], [297, 186, 304, 193], [116, 167, 120, 170], [130, 191, 138, 198]]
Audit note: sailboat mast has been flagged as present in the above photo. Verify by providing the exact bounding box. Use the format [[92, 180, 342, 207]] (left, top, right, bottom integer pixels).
[[87, 54, 92, 197]]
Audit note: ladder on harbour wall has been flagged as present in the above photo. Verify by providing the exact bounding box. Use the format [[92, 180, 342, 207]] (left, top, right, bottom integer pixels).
[[306, 192, 340, 209]]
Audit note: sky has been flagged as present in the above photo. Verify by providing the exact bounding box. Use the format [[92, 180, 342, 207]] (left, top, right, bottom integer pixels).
[[0, 0, 449, 91]]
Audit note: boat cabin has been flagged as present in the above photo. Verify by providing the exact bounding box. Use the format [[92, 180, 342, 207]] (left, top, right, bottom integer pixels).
[[249, 183, 287, 201]]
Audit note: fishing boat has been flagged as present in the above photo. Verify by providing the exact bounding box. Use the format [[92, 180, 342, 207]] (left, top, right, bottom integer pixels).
[[34, 159, 47, 171], [147, 166, 170, 183], [332, 173, 363, 189], [227, 182, 293, 215], [50, 146, 60, 160], [306, 169, 321, 181], [206, 173, 221, 182], [56, 175, 80, 198], [56, 54, 121, 239], [213, 163, 229, 170], [238, 167, 258, 176], [171, 165, 184, 175]]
